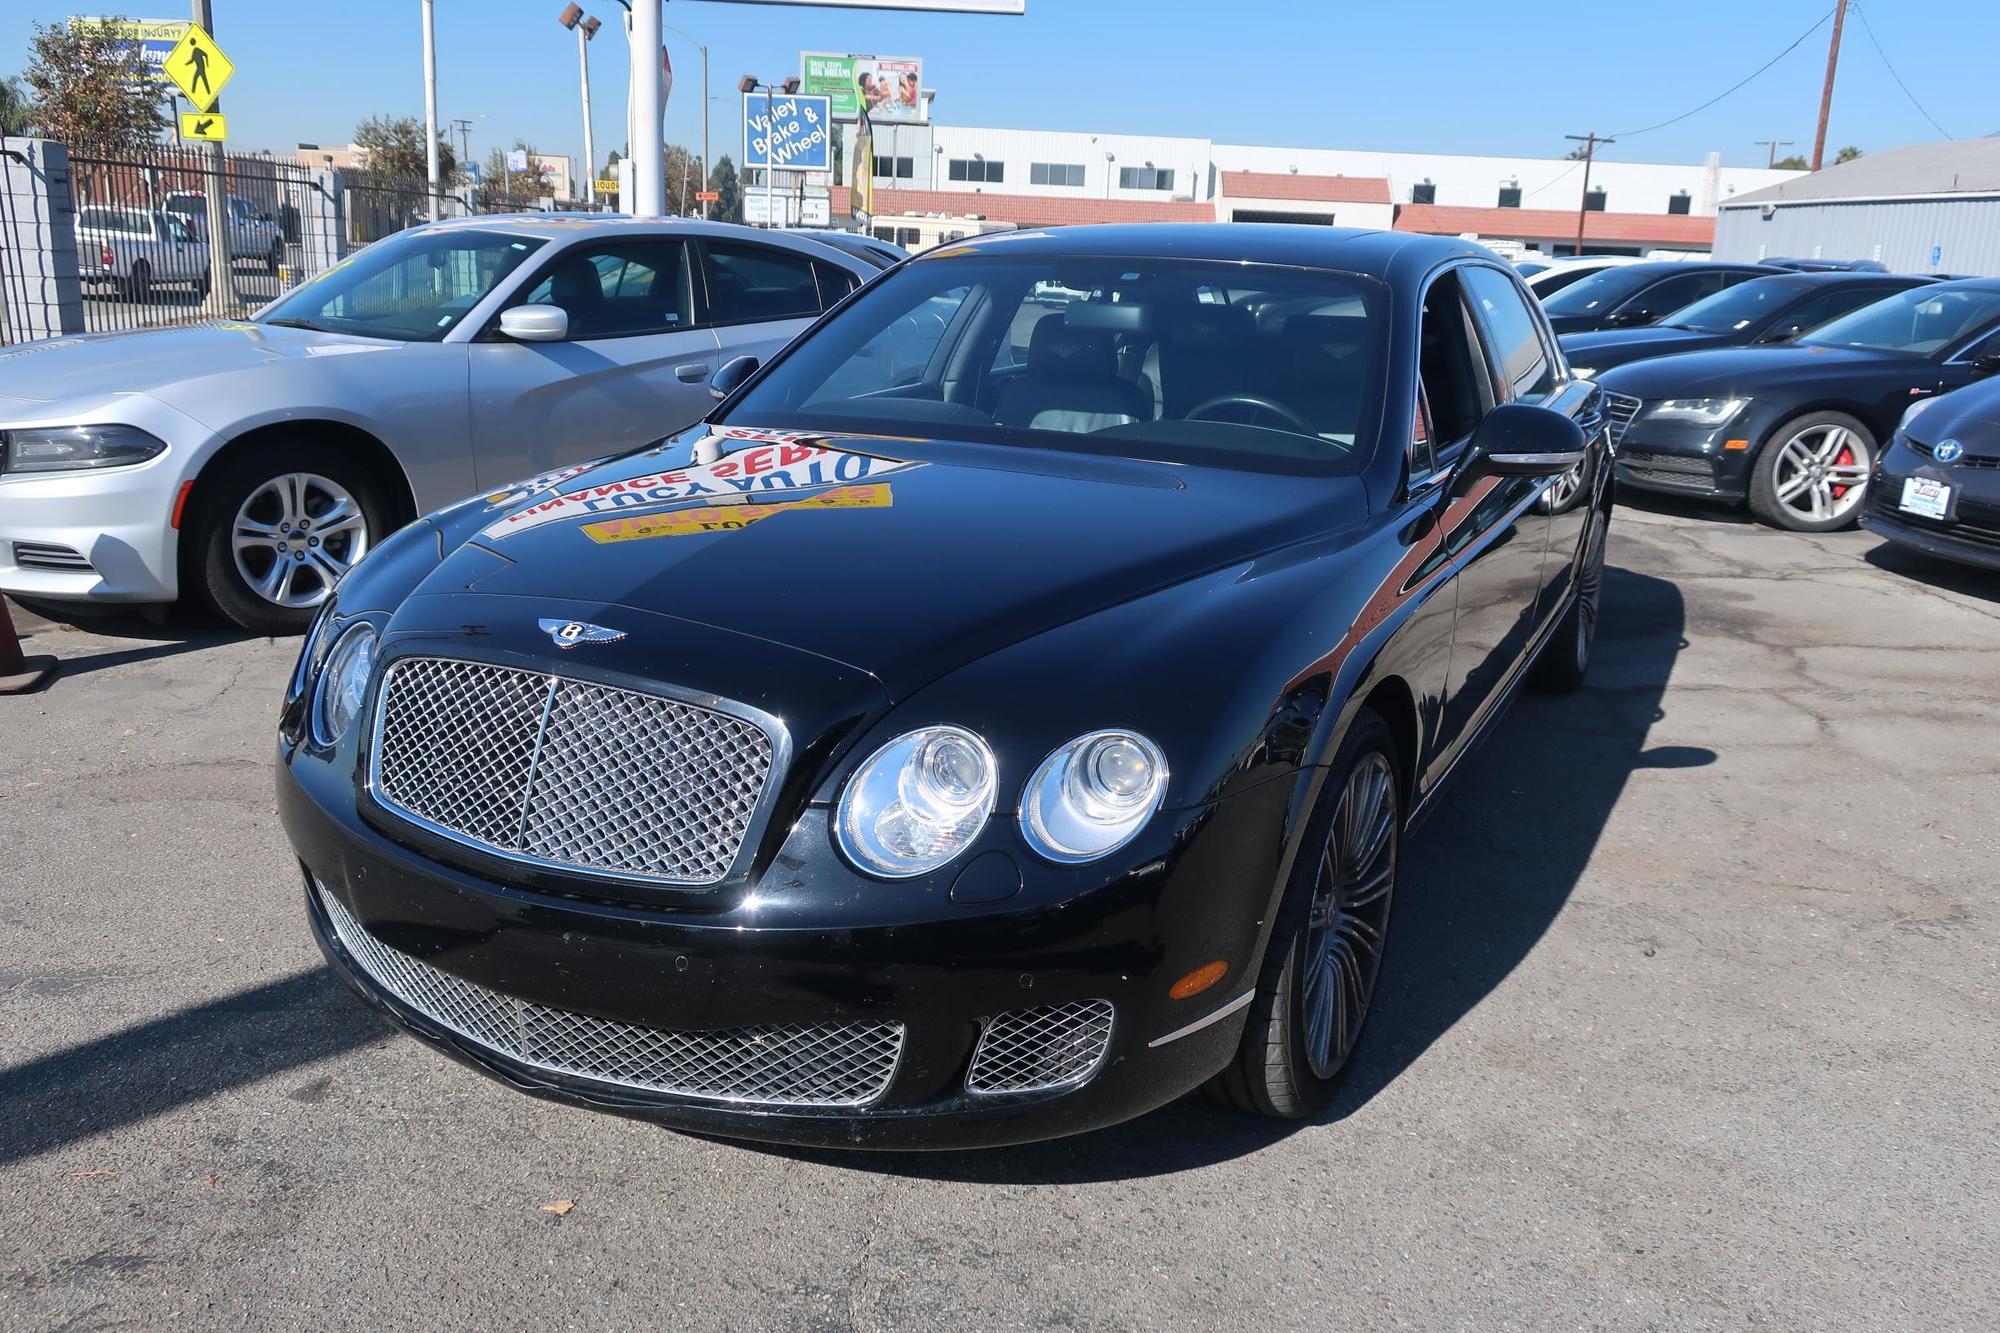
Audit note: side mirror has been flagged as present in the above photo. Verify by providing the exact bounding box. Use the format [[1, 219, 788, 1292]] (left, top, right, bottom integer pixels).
[[1760, 322, 1805, 344], [498, 305, 569, 342], [1460, 403, 1588, 486], [1971, 353, 2000, 378], [710, 354, 760, 401], [1606, 308, 1651, 328]]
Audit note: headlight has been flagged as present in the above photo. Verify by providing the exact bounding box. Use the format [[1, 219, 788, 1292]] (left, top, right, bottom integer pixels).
[[1019, 730, 1168, 865], [1642, 398, 1746, 426], [0, 424, 167, 474], [836, 726, 997, 878], [1570, 366, 1597, 380], [310, 622, 379, 746]]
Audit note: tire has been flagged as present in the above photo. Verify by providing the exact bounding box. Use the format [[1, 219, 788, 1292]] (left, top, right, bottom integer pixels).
[[1531, 503, 1608, 694], [193, 271, 212, 302], [1211, 709, 1401, 1119], [189, 444, 389, 634], [266, 241, 283, 274], [124, 260, 152, 304], [1747, 411, 1876, 532]]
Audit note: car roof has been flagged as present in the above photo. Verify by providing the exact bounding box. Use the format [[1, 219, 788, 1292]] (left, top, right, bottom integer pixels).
[[406, 213, 874, 261], [912, 223, 1490, 278]]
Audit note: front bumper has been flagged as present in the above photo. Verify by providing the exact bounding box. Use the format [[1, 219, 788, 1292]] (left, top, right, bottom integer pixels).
[[0, 459, 184, 603], [279, 751, 1288, 1150], [1862, 443, 2000, 573]]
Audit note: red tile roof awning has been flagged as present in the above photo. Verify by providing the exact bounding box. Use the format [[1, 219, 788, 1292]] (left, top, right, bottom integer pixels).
[[839, 185, 1215, 227], [1393, 203, 1715, 248], [1220, 171, 1391, 205]]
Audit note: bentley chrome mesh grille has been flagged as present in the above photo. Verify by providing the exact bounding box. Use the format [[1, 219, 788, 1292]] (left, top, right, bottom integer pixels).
[[369, 657, 775, 885], [966, 1000, 1115, 1095], [319, 886, 903, 1107]]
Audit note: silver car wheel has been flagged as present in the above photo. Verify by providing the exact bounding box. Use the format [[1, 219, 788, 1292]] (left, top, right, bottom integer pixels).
[[1544, 462, 1584, 512], [230, 472, 371, 609], [1773, 423, 1871, 523], [1300, 751, 1397, 1079]]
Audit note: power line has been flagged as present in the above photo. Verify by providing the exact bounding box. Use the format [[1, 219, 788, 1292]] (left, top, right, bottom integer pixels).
[[1849, 2, 1954, 139], [1613, 5, 1837, 140]]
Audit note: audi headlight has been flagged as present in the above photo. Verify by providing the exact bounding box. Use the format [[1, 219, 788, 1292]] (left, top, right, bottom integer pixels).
[[1019, 731, 1168, 865], [0, 424, 168, 473], [1642, 398, 1746, 426], [836, 726, 997, 878], [310, 622, 379, 746]]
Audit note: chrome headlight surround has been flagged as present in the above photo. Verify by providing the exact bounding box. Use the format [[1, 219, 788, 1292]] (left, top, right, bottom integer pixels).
[[287, 599, 342, 704], [1642, 397, 1747, 427], [835, 725, 998, 879], [0, 424, 167, 474], [1018, 730, 1169, 865], [310, 621, 380, 747]]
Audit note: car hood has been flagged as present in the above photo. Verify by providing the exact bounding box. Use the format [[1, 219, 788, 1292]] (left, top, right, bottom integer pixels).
[[417, 424, 1365, 700], [1561, 326, 1717, 362], [1908, 378, 2000, 452], [1594, 342, 1910, 399], [0, 322, 399, 405]]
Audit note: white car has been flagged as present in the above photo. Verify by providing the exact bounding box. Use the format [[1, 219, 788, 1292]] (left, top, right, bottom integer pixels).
[[164, 191, 286, 272], [0, 215, 872, 632], [74, 207, 212, 302]]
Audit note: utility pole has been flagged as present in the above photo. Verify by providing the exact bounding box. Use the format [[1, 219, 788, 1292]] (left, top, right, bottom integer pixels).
[[1811, 0, 1848, 172], [629, 0, 665, 215], [191, 0, 234, 315], [451, 117, 473, 189], [421, 0, 442, 219], [1755, 138, 1793, 170], [1564, 132, 1612, 257]]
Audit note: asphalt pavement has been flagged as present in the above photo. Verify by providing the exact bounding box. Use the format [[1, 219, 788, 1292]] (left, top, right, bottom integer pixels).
[[1, 499, 1995, 1331]]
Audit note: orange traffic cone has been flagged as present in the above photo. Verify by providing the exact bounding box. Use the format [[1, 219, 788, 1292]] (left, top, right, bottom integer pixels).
[[0, 596, 57, 694]]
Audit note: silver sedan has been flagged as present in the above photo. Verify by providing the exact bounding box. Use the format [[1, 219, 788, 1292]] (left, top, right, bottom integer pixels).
[[0, 215, 875, 632]]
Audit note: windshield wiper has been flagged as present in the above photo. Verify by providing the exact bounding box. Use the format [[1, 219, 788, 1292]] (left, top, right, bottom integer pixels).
[[263, 317, 327, 331]]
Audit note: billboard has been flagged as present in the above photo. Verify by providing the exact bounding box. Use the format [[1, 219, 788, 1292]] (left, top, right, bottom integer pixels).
[[742, 94, 834, 173], [801, 53, 925, 123], [70, 17, 188, 88]]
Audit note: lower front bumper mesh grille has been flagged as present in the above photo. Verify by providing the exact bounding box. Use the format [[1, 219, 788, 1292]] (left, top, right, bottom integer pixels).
[[966, 999, 1115, 1094], [318, 885, 903, 1107]]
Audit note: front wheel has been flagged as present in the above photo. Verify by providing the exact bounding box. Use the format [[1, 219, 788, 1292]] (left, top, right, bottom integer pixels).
[[1212, 709, 1400, 1119], [266, 240, 284, 274], [1748, 412, 1875, 532], [1532, 505, 1608, 693], [190, 445, 388, 633], [124, 261, 152, 304]]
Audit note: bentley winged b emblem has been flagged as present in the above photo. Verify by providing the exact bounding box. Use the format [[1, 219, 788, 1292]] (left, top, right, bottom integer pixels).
[[538, 618, 626, 649]]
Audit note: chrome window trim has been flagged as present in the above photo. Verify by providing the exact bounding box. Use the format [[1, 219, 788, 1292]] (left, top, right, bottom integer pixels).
[[363, 651, 793, 889]]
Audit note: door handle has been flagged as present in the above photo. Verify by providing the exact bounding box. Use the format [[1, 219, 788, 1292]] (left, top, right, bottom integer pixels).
[[675, 363, 711, 383]]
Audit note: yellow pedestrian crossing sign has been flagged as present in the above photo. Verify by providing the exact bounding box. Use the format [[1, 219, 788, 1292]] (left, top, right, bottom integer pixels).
[[165, 24, 233, 112], [180, 111, 227, 142]]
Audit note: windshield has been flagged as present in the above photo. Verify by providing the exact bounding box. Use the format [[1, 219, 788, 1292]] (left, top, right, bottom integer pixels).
[[259, 228, 544, 341], [1801, 286, 2000, 355], [722, 251, 1388, 474], [1539, 266, 1655, 316], [1665, 277, 1805, 334]]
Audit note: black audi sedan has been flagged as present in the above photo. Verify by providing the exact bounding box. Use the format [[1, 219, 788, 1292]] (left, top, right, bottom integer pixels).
[[1537, 260, 1779, 336], [1864, 376, 2000, 571], [1561, 272, 1934, 379], [278, 225, 1612, 1149], [1597, 279, 2000, 531]]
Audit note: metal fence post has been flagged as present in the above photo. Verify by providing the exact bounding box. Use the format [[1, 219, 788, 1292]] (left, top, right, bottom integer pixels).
[[0, 138, 86, 344]]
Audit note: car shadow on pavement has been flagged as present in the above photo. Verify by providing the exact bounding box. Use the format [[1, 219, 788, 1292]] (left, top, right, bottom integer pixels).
[[0, 967, 388, 1168], [1861, 541, 2000, 605], [6, 596, 258, 684], [1614, 488, 1754, 526], [757, 564, 1701, 1183]]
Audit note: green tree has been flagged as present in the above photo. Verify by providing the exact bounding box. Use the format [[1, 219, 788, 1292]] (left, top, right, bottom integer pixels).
[[664, 143, 701, 214], [1773, 154, 1809, 171], [23, 20, 167, 152], [1835, 145, 1864, 164], [0, 75, 34, 137], [708, 155, 742, 225], [353, 114, 457, 184], [480, 140, 547, 200]]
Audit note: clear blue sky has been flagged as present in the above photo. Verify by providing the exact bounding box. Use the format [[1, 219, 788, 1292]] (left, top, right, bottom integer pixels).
[[5, 1, 1995, 177]]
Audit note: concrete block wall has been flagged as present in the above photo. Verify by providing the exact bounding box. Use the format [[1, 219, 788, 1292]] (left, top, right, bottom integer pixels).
[[0, 138, 86, 345]]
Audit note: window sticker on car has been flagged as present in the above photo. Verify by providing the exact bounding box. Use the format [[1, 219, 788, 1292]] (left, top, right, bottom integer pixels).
[[581, 483, 894, 544], [479, 443, 918, 540]]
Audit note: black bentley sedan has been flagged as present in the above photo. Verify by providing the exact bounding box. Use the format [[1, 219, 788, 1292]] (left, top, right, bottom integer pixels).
[[1560, 271, 1934, 379], [1537, 260, 1779, 336], [1598, 279, 2000, 531], [1864, 376, 2000, 572], [278, 225, 1612, 1149]]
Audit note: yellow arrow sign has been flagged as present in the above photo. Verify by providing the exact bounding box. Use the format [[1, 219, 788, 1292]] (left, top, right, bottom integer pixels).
[[180, 111, 227, 142], [165, 23, 233, 112]]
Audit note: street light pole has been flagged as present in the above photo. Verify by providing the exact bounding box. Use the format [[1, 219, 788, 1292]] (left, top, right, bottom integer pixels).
[[560, 7, 601, 204], [421, 0, 441, 220], [662, 21, 710, 219]]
